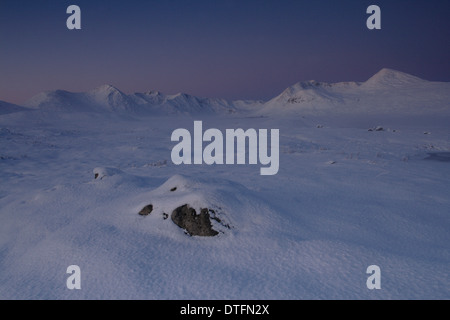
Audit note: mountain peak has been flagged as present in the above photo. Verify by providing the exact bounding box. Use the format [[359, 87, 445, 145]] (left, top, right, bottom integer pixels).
[[364, 68, 425, 87], [144, 90, 163, 96], [90, 84, 123, 95]]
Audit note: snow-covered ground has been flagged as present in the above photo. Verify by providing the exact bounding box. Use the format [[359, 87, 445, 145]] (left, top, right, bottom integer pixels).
[[0, 70, 449, 299]]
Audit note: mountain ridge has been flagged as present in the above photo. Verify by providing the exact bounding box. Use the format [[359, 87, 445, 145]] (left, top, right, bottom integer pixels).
[[4, 69, 450, 116], [0, 100, 30, 115]]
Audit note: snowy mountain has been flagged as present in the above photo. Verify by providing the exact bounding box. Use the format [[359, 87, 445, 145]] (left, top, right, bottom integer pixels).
[[362, 68, 426, 88], [23, 85, 237, 115], [0, 100, 29, 115], [24, 90, 92, 112], [86, 85, 136, 112], [136, 92, 236, 115], [261, 69, 450, 115], [4, 68, 450, 118]]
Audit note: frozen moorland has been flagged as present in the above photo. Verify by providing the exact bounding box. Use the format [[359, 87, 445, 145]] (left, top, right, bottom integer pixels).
[[0, 69, 449, 299]]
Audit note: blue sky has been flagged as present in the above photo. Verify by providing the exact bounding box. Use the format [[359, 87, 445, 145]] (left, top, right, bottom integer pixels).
[[1, 0, 449, 103]]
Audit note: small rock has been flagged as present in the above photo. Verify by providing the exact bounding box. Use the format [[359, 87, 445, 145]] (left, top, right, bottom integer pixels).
[[369, 126, 384, 132], [139, 204, 153, 216]]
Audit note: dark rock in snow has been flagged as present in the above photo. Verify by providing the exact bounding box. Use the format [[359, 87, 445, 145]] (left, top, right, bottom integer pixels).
[[139, 204, 153, 216], [171, 204, 219, 237], [368, 126, 384, 132]]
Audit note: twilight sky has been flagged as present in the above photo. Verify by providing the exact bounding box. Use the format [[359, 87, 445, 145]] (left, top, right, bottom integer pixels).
[[1, 0, 449, 104]]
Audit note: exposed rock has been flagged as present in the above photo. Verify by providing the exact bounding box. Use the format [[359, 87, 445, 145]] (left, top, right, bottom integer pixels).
[[171, 205, 219, 237], [93, 167, 124, 180], [138, 204, 153, 216], [368, 126, 385, 132]]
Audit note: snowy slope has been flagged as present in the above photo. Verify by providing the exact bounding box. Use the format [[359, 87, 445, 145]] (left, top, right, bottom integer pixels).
[[0, 109, 449, 299], [86, 85, 136, 112]]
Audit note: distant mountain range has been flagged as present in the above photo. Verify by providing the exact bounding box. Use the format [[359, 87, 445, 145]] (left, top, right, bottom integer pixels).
[[21, 85, 240, 115], [1, 69, 449, 116]]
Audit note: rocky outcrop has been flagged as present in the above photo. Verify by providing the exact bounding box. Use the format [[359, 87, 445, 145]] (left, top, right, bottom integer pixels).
[[171, 205, 219, 237]]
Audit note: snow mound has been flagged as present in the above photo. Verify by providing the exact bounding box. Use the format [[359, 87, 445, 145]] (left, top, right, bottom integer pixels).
[[93, 167, 125, 180], [132, 174, 278, 238]]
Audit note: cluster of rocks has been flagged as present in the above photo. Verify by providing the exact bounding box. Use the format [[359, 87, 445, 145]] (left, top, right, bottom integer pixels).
[[139, 203, 221, 237], [137, 185, 228, 237]]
